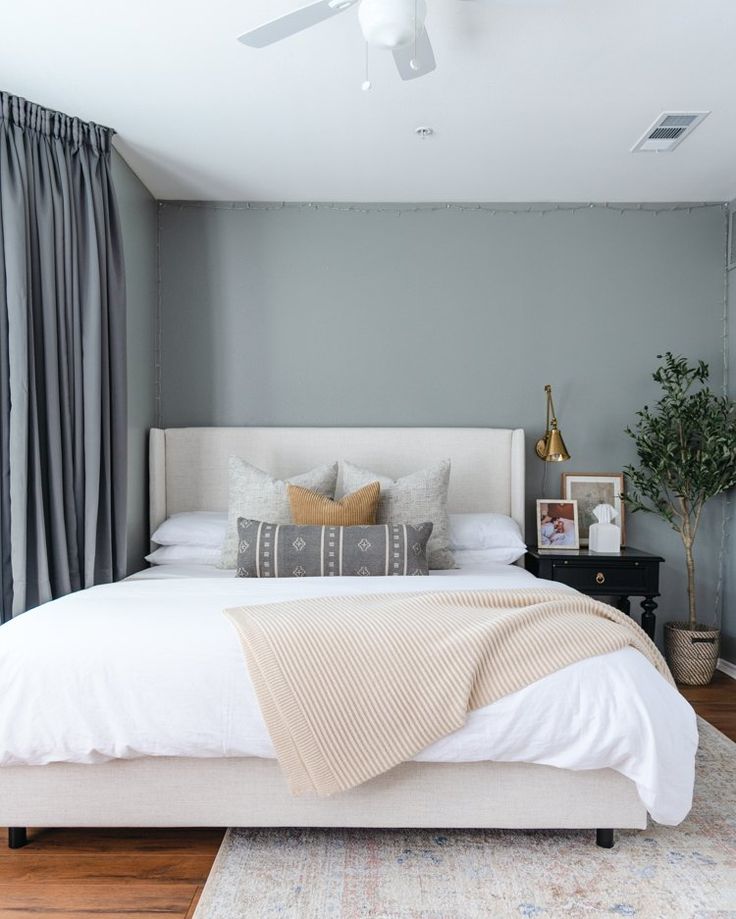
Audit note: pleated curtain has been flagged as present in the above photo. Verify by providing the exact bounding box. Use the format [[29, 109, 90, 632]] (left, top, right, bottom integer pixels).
[[0, 92, 127, 621]]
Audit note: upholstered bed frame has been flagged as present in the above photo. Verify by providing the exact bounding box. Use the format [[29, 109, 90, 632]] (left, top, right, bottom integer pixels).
[[2, 427, 647, 849], [147, 426, 527, 535]]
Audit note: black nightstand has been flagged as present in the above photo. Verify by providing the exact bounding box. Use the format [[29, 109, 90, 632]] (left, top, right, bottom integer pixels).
[[524, 546, 663, 640]]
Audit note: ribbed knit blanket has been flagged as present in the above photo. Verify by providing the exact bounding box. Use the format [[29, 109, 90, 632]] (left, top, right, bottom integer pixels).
[[224, 588, 673, 797]]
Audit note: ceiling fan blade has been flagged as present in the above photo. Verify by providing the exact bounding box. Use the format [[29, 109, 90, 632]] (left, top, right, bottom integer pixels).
[[238, 0, 358, 48], [392, 28, 436, 81]]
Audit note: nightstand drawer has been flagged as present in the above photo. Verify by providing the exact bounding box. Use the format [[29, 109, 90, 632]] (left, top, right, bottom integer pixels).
[[551, 562, 651, 593], [525, 546, 662, 640]]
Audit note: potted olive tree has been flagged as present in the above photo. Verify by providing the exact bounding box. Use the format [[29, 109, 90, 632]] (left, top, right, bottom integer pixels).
[[624, 353, 736, 685]]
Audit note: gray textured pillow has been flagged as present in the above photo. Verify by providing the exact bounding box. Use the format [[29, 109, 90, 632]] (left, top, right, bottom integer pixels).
[[219, 458, 338, 569], [341, 460, 455, 570], [236, 518, 433, 578]]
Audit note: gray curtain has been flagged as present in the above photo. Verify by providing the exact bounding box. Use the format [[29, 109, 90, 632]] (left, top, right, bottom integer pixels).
[[0, 92, 126, 621]]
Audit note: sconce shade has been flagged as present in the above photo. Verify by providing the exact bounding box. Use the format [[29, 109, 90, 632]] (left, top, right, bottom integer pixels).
[[535, 384, 571, 462], [535, 427, 571, 462]]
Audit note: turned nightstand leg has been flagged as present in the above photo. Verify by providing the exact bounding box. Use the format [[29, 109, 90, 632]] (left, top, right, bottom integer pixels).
[[616, 596, 631, 616], [640, 597, 657, 640]]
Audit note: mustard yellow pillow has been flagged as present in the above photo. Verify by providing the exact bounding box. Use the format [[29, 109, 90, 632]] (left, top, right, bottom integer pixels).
[[288, 481, 380, 526]]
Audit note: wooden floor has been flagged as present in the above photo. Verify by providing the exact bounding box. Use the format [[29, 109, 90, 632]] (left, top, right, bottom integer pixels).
[[679, 669, 736, 740], [0, 827, 223, 918], [1, 671, 734, 919]]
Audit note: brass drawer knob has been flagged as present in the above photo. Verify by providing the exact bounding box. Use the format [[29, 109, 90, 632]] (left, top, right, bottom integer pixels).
[[595, 572, 606, 585]]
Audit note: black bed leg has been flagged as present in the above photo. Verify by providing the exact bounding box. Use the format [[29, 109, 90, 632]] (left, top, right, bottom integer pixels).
[[8, 827, 28, 849], [596, 828, 614, 849]]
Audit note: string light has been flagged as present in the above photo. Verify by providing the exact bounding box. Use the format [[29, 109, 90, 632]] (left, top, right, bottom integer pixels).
[[164, 201, 723, 217]]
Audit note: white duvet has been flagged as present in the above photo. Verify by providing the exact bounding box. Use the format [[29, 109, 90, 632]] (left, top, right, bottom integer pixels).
[[0, 560, 697, 824]]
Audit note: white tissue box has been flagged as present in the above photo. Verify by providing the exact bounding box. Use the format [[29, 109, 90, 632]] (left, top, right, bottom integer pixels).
[[589, 523, 621, 553]]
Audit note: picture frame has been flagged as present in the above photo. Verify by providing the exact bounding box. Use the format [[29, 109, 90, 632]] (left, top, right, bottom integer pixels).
[[536, 499, 580, 550], [561, 473, 625, 546]]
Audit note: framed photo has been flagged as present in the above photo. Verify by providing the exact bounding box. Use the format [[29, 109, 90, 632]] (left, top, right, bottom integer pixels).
[[561, 473, 625, 546], [536, 500, 579, 550]]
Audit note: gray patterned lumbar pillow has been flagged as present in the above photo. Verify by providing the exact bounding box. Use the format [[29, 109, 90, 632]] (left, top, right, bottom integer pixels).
[[219, 458, 338, 569], [236, 519, 433, 578], [340, 460, 455, 570]]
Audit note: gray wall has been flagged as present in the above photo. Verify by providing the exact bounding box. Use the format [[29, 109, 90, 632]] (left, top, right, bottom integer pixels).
[[723, 208, 736, 662], [158, 201, 728, 647], [113, 151, 156, 574]]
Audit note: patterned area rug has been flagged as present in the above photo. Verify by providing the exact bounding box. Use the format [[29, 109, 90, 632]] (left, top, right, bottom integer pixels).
[[194, 719, 735, 918]]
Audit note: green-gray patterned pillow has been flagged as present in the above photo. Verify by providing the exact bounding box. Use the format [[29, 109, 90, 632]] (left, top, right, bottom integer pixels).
[[341, 460, 455, 570], [236, 519, 433, 578], [219, 458, 338, 569]]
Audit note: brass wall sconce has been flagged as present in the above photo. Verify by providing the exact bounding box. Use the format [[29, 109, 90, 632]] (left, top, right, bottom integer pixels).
[[535, 384, 571, 462]]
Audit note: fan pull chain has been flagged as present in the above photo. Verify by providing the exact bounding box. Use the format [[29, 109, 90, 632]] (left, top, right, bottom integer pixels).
[[410, 0, 419, 70], [361, 41, 372, 91]]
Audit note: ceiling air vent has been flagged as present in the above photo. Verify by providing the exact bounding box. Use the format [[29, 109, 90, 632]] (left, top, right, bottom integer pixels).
[[631, 112, 709, 153]]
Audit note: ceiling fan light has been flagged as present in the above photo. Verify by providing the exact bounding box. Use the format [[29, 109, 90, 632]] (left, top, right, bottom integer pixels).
[[358, 0, 427, 49]]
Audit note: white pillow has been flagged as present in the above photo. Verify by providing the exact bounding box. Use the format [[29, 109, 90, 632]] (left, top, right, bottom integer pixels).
[[449, 513, 525, 561], [146, 545, 222, 566], [453, 546, 527, 567], [151, 512, 227, 547]]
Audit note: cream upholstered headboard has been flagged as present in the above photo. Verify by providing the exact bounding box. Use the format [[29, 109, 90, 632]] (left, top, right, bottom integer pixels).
[[149, 427, 526, 538]]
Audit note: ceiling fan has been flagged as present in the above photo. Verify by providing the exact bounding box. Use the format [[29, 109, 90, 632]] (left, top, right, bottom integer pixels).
[[237, 0, 560, 84], [237, 0, 437, 82]]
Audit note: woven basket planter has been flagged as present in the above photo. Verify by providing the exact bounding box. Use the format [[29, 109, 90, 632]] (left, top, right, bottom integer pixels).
[[664, 621, 720, 686]]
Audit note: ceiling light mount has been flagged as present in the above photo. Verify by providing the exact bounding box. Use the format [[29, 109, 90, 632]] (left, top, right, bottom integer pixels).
[[415, 126, 434, 139]]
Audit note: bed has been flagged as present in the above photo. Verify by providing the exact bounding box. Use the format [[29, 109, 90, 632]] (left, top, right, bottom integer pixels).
[[0, 427, 697, 849]]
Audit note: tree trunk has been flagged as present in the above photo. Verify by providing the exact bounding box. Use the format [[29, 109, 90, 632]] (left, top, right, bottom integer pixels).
[[684, 536, 697, 629]]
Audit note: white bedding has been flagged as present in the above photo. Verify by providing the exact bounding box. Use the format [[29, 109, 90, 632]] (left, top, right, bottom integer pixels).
[[0, 559, 697, 824]]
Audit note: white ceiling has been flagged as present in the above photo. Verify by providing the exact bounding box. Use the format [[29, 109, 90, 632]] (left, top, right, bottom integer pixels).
[[2, 0, 735, 201]]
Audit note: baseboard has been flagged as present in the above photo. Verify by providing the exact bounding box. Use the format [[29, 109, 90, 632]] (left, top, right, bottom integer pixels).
[[717, 658, 736, 679]]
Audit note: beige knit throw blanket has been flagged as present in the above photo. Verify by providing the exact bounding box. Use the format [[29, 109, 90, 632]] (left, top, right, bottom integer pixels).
[[224, 588, 673, 797]]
